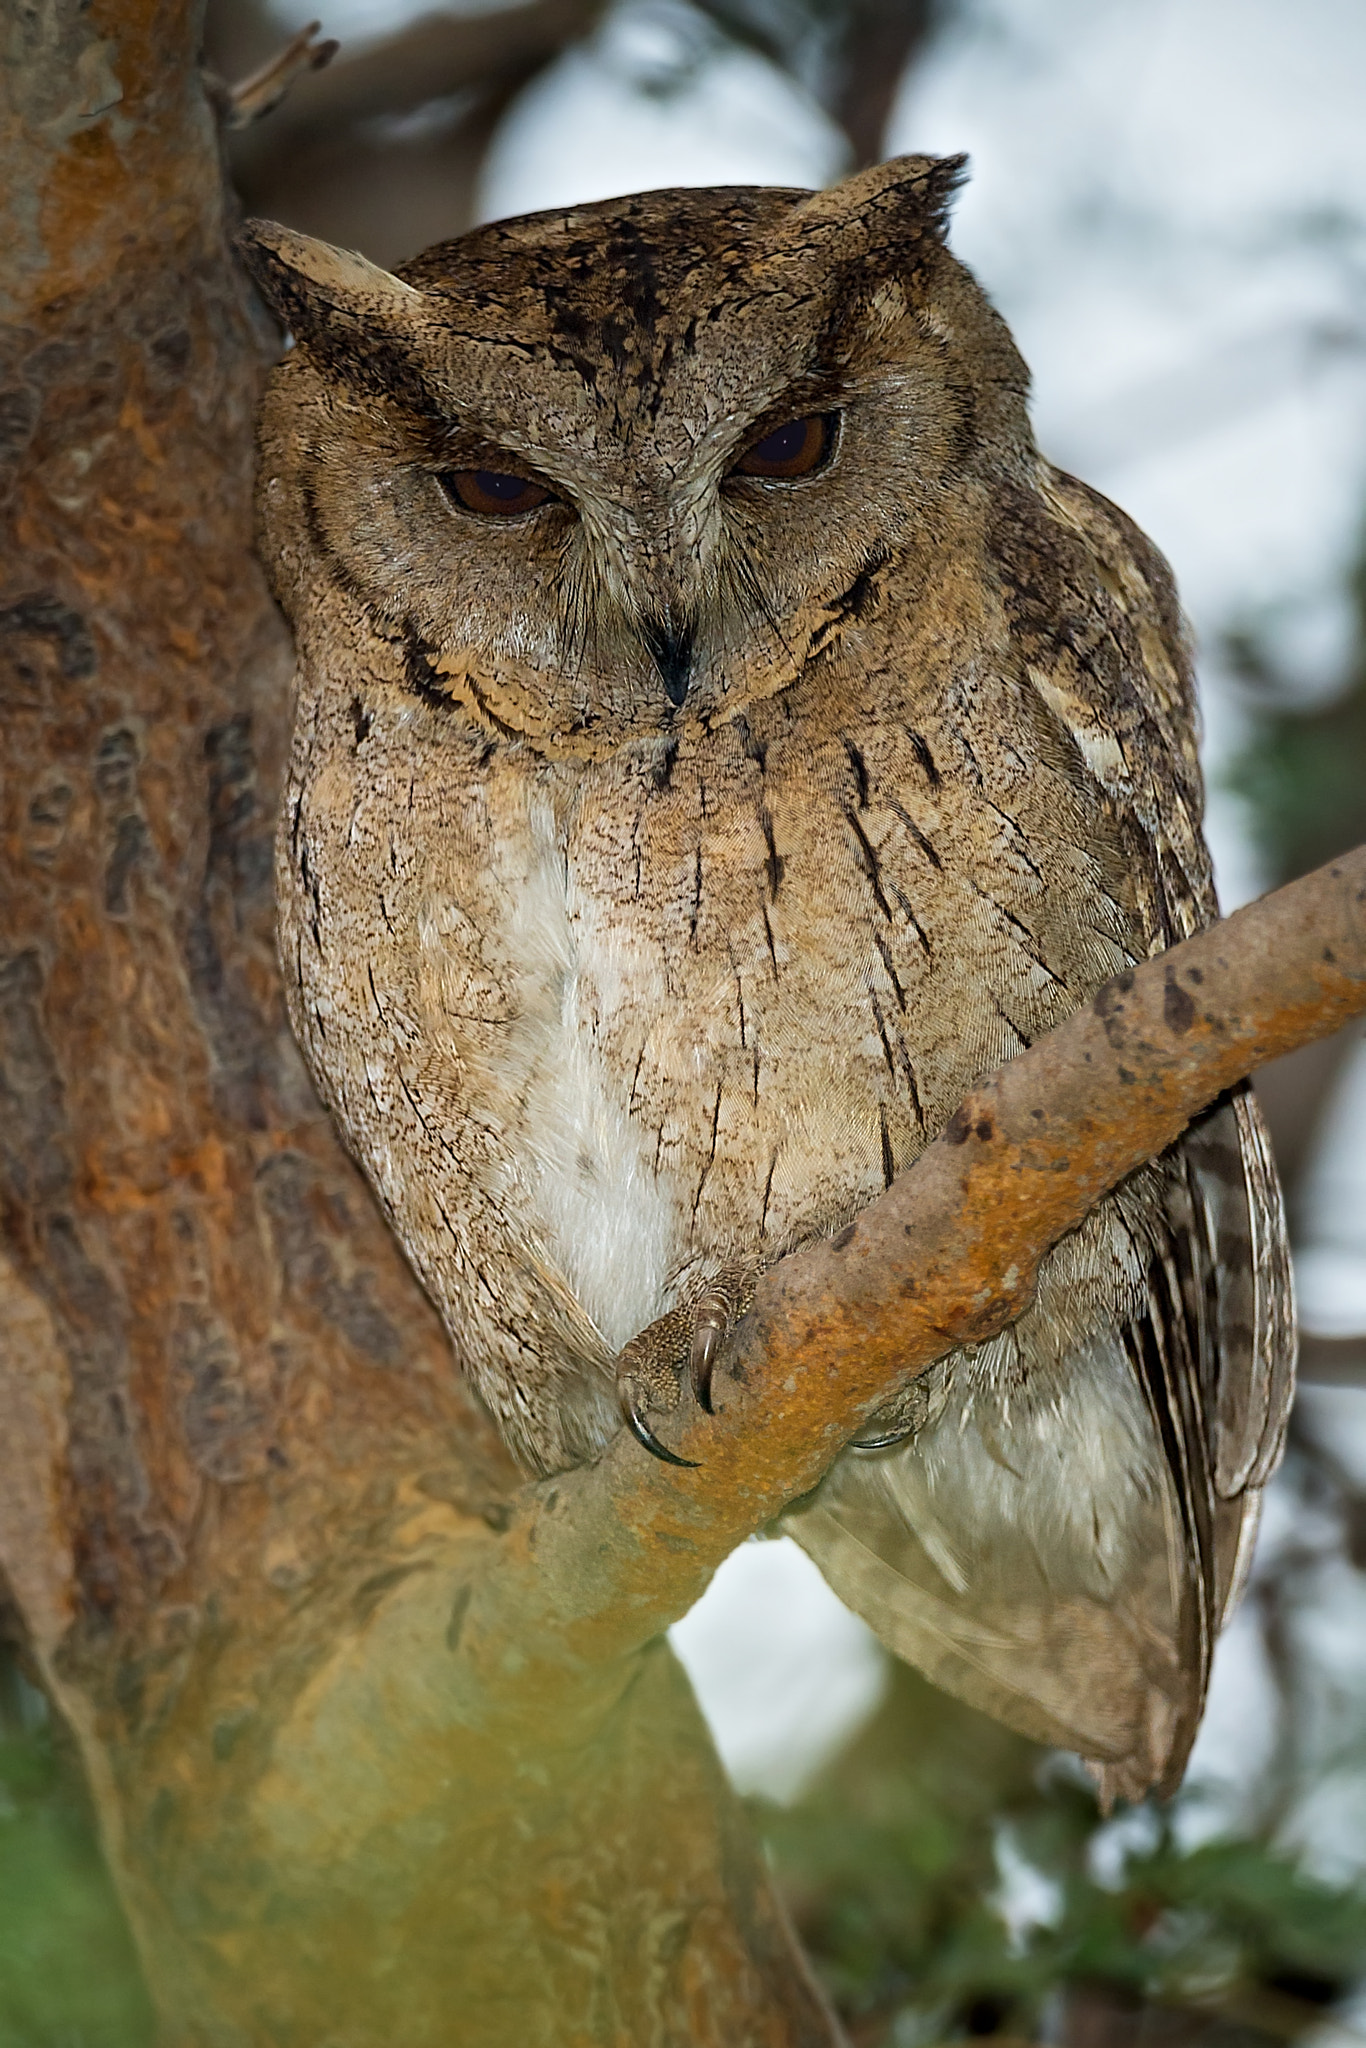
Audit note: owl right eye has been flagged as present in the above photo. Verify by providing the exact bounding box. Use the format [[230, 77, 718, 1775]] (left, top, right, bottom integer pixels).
[[438, 469, 553, 518], [731, 413, 837, 480]]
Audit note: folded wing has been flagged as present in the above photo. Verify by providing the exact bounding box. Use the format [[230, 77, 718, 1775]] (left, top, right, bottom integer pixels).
[[784, 1087, 1295, 1803]]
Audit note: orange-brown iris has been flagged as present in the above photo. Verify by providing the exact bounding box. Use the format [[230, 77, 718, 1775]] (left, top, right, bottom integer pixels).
[[442, 469, 551, 516], [733, 413, 835, 479]]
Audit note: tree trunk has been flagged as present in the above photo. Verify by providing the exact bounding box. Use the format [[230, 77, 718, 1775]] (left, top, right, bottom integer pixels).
[[0, 4, 839, 2041]]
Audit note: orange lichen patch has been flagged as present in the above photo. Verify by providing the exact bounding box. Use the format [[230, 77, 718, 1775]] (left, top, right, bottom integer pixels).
[[26, 0, 218, 313], [115, 396, 167, 467], [167, 1134, 232, 1198], [77, 1133, 235, 1216], [165, 622, 207, 662]]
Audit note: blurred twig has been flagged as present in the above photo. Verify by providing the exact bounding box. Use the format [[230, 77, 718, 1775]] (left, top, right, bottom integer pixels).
[[227, 0, 598, 169], [831, 0, 934, 169], [1298, 1332, 1366, 1385], [691, 0, 939, 166], [207, 0, 945, 259], [210, 0, 605, 259], [221, 18, 339, 128], [1242, 1396, 1366, 1842]]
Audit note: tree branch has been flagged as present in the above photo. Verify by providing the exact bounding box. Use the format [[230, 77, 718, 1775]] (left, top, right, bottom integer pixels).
[[219, 20, 339, 131], [1298, 1332, 1366, 1385], [114, 849, 1362, 2040]]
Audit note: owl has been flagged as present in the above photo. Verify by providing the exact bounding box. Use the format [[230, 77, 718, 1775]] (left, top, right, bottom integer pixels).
[[240, 154, 1294, 1805]]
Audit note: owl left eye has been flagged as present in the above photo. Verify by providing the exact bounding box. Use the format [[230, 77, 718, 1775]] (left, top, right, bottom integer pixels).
[[732, 413, 837, 480], [439, 469, 552, 517]]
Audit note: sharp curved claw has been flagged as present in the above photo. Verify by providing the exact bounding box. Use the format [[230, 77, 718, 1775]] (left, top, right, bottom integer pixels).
[[690, 1325, 719, 1414], [624, 1396, 701, 1469], [851, 1426, 913, 1452]]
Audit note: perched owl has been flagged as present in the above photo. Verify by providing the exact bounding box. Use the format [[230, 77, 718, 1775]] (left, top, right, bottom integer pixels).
[[240, 155, 1294, 1804]]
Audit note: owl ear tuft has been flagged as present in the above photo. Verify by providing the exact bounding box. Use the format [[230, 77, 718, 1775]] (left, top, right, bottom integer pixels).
[[237, 220, 438, 411], [237, 220, 421, 337], [784, 152, 969, 255]]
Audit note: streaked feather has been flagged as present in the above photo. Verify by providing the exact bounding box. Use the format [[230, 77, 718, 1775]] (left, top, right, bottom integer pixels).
[[786, 465, 1296, 1804]]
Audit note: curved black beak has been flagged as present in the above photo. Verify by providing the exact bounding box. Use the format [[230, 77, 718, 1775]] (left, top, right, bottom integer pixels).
[[641, 618, 695, 709]]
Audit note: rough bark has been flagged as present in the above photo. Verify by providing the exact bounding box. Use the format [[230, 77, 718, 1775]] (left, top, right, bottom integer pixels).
[[4, 5, 1366, 2046]]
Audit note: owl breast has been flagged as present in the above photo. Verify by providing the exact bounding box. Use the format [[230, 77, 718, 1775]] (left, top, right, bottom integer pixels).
[[551, 656, 1148, 1285], [281, 627, 1161, 1477]]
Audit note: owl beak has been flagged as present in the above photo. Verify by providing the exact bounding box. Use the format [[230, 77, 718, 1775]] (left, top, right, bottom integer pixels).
[[641, 617, 694, 709]]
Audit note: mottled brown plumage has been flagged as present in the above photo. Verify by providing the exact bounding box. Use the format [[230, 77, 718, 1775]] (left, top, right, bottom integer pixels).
[[240, 156, 1294, 1802]]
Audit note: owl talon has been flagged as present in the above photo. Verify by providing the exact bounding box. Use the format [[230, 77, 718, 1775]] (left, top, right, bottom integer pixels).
[[623, 1394, 701, 1469], [851, 1425, 914, 1452], [689, 1263, 758, 1415], [690, 1321, 722, 1414], [614, 1262, 760, 1460]]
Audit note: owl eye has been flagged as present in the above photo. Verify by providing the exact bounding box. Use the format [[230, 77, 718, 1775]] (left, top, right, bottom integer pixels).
[[732, 413, 837, 480], [439, 468, 552, 517]]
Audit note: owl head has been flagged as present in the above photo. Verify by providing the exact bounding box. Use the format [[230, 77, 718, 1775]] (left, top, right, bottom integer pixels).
[[242, 155, 1032, 759]]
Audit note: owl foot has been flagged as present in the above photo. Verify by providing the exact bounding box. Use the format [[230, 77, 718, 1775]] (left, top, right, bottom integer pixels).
[[615, 1261, 759, 1466]]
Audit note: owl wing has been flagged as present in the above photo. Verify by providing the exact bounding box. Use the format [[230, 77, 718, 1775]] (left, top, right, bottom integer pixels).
[[1022, 464, 1297, 1531], [785, 466, 1295, 1803], [786, 1095, 1293, 1800]]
